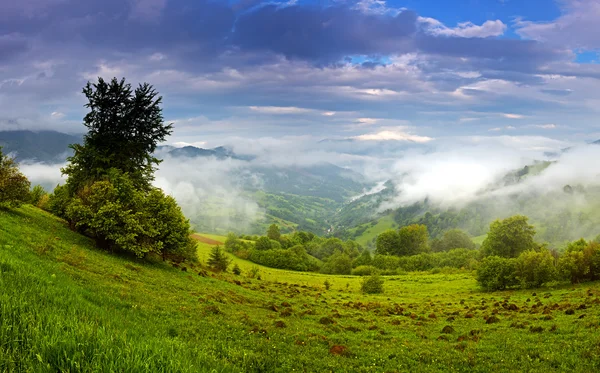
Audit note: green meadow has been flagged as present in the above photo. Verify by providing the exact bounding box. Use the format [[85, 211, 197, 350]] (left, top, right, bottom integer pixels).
[[2, 206, 600, 372]]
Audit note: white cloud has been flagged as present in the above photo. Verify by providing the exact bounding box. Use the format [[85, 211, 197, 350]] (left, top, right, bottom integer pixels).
[[516, 0, 600, 50], [356, 118, 378, 125], [248, 106, 318, 115], [503, 113, 525, 119], [353, 129, 433, 143], [532, 124, 557, 129], [420, 17, 507, 38]]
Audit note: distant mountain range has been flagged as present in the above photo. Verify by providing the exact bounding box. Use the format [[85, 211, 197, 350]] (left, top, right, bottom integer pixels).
[[0, 130, 81, 163]]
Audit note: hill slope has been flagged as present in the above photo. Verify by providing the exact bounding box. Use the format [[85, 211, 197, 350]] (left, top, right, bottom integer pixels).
[[2, 206, 600, 372]]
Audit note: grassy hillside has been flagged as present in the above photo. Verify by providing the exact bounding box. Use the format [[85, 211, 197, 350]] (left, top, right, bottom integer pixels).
[[345, 213, 397, 248], [2, 206, 600, 372]]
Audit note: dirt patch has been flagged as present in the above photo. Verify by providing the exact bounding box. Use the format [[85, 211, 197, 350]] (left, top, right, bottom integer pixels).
[[191, 234, 223, 245]]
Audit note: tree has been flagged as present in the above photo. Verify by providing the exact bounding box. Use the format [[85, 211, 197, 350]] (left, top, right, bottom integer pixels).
[[397, 224, 429, 256], [52, 78, 196, 261], [0, 147, 31, 209], [267, 224, 281, 241], [515, 250, 557, 288], [432, 229, 476, 252], [375, 230, 400, 255], [224, 232, 241, 252], [353, 250, 373, 268], [63, 77, 172, 192], [481, 215, 536, 258], [255, 236, 273, 251], [208, 246, 231, 272], [321, 252, 353, 275]]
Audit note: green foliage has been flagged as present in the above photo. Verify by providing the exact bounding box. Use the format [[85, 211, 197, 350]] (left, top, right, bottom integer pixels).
[[361, 273, 384, 294], [62, 77, 172, 192], [267, 224, 281, 241], [397, 224, 429, 255], [323, 279, 331, 290], [207, 246, 231, 272], [255, 236, 273, 251], [372, 254, 401, 271], [47, 184, 70, 218], [248, 247, 318, 272], [351, 265, 376, 276], [557, 240, 600, 283], [352, 250, 372, 268], [481, 215, 536, 258], [431, 229, 476, 252], [63, 171, 197, 260], [515, 250, 557, 288], [0, 147, 31, 209], [224, 232, 241, 252], [247, 266, 261, 279], [321, 252, 353, 275], [476, 256, 519, 291], [28, 185, 47, 206], [375, 229, 400, 256], [232, 263, 241, 275]]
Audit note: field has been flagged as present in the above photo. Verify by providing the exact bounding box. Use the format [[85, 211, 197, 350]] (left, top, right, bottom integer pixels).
[[347, 213, 397, 248], [2, 206, 600, 372]]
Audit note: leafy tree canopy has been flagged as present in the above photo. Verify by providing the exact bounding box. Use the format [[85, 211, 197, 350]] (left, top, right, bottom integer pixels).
[[63, 77, 172, 192], [0, 147, 31, 209], [481, 215, 536, 258]]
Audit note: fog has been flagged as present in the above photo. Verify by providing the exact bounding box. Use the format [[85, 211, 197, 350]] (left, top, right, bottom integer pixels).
[[14, 133, 600, 241]]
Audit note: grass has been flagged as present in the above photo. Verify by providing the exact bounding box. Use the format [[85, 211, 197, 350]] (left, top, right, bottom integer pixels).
[[2, 205, 600, 372], [349, 213, 397, 247]]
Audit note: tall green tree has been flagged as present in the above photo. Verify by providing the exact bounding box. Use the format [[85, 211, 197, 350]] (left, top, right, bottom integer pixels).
[[207, 246, 231, 272], [63, 77, 172, 192], [267, 224, 281, 241], [375, 229, 400, 256], [397, 224, 429, 256], [431, 229, 476, 252], [481, 215, 536, 258], [0, 147, 31, 209]]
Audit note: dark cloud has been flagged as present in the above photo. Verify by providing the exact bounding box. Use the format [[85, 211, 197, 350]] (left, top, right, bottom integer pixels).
[[0, 34, 30, 62], [232, 5, 417, 62]]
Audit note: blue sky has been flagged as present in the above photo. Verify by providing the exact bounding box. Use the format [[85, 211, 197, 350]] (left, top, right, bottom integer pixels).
[[1, 0, 599, 150]]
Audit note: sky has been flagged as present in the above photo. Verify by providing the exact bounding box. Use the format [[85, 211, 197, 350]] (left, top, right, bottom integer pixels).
[[1, 0, 600, 149]]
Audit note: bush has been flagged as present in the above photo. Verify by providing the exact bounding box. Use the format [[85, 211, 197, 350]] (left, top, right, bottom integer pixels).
[[372, 255, 400, 271], [515, 250, 557, 288], [47, 184, 70, 218], [321, 252, 352, 275], [0, 148, 31, 209], [557, 240, 600, 283], [62, 171, 197, 261], [28, 185, 47, 206], [476, 256, 519, 291], [208, 246, 231, 272], [361, 274, 384, 294], [352, 250, 373, 268], [232, 264, 241, 275], [481, 215, 536, 258], [351, 265, 376, 276]]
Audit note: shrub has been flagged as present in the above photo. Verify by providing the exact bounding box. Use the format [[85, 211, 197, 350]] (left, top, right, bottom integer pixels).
[[361, 274, 384, 294], [352, 250, 373, 268], [247, 266, 260, 279], [515, 250, 557, 288], [208, 246, 230, 272], [47, 184, 70, 218], [62, 171, 197, 261], [372, 254, 400, 271], [324, 279, 331, 290], [557, 240, 600, 283], [28, 185, 47, 206], [0, 148, 31, 209], [351, 265, 376, 276], [321, 252, 352, 275], [476, 256, 519, 291], [232, 263, 241, 275]]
